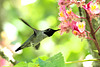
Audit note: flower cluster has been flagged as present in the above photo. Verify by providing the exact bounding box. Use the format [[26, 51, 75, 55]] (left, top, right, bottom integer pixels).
[[58, 0, 100, 38]]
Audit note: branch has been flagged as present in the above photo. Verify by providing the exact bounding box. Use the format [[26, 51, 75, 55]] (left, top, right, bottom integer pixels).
[[0, 50, 17, 65], [65, 59, 100, 64], [85, 10, 100, 55], [94, 26, 100, 34], [86, 37, 95, 42]]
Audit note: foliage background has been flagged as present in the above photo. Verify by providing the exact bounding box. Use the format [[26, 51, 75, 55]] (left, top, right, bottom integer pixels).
[[0, 0, 90, 67]]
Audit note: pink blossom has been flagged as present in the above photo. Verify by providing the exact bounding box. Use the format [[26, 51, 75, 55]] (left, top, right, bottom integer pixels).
[[83, 1, 100, 15], [66, 9, 80, 22], [58, 5, 81, 22], [96, 0, 100, 4], [72, 30, 79, 36], [81, 0, 85, 2], [72, 21, 85, 33], [71, 21, 86, 37], [71, 21, 79, 32], [76, 21, 85, 33], [71, 21, 80, 36], [59, 21, 71, 35], [58, 0, 65, 6], [58, 5, 68, 22], [0, 58, 6, 67]]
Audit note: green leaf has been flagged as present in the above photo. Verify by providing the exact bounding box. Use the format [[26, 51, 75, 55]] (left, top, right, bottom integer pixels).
[[38, 52, 65, 67], [39, 56, 49, 61], [14, 62, 27, 67], [28, 62, 40, 67], [32, 55, 49, 64], [14, 53, 65, 67]]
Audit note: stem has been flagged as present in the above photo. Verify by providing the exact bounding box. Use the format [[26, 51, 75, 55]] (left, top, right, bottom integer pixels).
[[78, 7, 82, 17], [0, 50, 17, 65], [85, 30, 95, 42], [65, 59, 100, 64], [94, 26, 100, 34], [80, 17, 86, 19], [85, 10, 100, 55], [85, 30, 90, 37], [86, 37, 95, 42], [78, 7, 82, 22]]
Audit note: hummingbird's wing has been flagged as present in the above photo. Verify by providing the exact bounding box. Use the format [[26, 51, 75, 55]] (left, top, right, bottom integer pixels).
[[19, 18, 38, 35], [15, 34, 35, 52], [35, 43, 40, 50]]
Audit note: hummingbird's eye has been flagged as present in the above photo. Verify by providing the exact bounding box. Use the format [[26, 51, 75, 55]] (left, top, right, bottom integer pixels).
[[46, 29, 50, 31], [44, 28, 52, 32], [47, 28, 50, 31]]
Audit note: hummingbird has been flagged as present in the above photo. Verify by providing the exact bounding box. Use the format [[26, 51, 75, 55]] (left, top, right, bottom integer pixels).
[[15, 18, 60, 52]]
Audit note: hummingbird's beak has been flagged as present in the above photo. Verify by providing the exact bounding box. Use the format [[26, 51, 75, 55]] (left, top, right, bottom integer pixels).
[[55, 29, 60, 31]]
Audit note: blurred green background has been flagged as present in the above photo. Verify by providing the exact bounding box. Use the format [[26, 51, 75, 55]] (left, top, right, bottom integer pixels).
[[0, 0, 90, 67]]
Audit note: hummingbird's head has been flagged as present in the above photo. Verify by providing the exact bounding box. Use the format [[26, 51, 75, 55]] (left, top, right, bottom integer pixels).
[[44, 28, 60, 37]]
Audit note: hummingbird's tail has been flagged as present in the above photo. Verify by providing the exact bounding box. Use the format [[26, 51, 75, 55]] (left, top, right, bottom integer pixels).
[[15, 34, 35, 52], [15, 40, 31, 52], [15, 42, 31, 52]]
